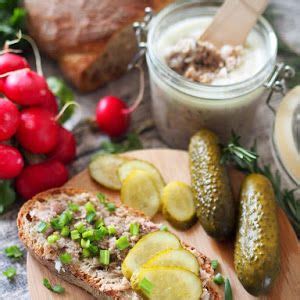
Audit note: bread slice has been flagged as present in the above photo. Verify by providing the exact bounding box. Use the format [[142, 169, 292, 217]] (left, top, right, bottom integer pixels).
[[23, 0, 173, 91], [18, 188, 221, 299]]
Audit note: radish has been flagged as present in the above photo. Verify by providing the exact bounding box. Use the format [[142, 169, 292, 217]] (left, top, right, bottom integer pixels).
[[96, 96, 130, 137], [37, 88, 58, 115], [0, 53, 29, 74], [0, 144, 24, 179], [16, 107, 59, 154], [0, 98, 20, 141], [48, 126, 76, 164], [3, 69, 49, 106], [16, 160, 68, 199]]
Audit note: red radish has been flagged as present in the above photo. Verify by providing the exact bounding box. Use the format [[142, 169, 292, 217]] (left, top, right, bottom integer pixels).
[[0, 98, 20, 141], [37, 88, 58, 115], [17, 107, 59, 154], [96, 96, 130, 137], [0, 53, 29, 74], [0, 144, 24, 179], [48, 126, 76, 164], [3, 69, 48, 106], [16, 160, 68, 199]]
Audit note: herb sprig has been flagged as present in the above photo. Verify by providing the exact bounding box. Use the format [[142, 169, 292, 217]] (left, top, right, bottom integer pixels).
[[221, 132, 300, 236]]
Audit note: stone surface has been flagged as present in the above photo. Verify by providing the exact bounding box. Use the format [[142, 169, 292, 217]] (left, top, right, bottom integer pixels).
[[0, 1, 298, 298]]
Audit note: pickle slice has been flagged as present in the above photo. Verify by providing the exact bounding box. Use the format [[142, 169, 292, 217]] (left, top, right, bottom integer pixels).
[[122, 231, 181, 279], [89, 154, 127, 190], [161, 181, 196, 230], [120, 170, 160, 218], [143, 248, 199, 275], [118, 160, 165, 194], [131, 267, 202, 300]]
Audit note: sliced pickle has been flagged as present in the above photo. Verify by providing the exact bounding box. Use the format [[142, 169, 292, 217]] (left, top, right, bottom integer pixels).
[[89, 154, 127, 190], [121, 231, 181, 279], [161, 181, 196, 230], [142, 248, 199, 275], [131, 266, 202, 300], [118, 160, 165, 194], [120, 170, 160, 218]]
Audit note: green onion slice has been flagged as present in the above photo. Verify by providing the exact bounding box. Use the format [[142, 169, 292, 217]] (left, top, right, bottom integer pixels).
[[213, 273, 225, 285], [85, 202, 96, 213], [59, 252, 72, 264], [116, 236, 130, 250], [37, 221, 48, 233], [225, 278, 233, 300], [99, 249, 110, 265], [211, 259, 219, 270], [129, 223, 140, 236], [47, 233, 60, 244], [139, 277, 154, 297]]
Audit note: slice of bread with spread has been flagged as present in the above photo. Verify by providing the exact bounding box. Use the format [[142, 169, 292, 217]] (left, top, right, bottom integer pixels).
[[17, 188, 221, 299], [23, 0, 173, 92]]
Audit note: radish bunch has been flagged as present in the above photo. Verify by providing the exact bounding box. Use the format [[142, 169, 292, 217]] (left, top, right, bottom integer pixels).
[[0, 53, 76, 200]]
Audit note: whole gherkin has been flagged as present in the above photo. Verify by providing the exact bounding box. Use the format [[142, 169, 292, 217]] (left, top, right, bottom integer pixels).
[[189, 129, 235, 240], [234, 174, 280, 296]]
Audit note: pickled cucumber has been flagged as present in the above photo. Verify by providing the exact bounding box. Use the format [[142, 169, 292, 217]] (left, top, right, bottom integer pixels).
[[189, 129, 235, 240], [234, 173, 280, 296]]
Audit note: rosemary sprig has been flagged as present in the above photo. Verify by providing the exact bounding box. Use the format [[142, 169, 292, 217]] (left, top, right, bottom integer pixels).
[[221, 132, 300, 237]]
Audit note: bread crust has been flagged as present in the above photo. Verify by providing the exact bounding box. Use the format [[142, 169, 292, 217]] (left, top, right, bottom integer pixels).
[[18, 188, 221, 299], [23, 0, 173, 91]]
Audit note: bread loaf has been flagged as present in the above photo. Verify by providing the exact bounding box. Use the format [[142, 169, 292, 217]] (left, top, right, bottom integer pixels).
[[24, 0, 172, 91]]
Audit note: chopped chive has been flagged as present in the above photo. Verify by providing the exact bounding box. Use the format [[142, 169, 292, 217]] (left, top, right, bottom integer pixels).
[[47, 233, 60, 244], [3, 266, 16, 280], [97, 193, 106, 203], [4, 245, 23, 259], [43, 278, 52, 290], [52, 284, 65, 294], [68, 202, 79, 212], [59, 252, 72, 264], [95, 218, 104, 228], [159, 224, 168, 231], [107, 225, 117, 235], [71, 230, 80, 240], [74, 222, 86, 233], [86, 211, 96, 223], [88, 244, 99, 256], [213, 273, 225, 285], [116, 236, 130, 250], [211, 259, 219, 270], [225, 278, 233, 300], [99, 249, 110, 265], [94, 226, 108, 241], [61, 226, 70, 237], [106, 202, 116, 212], [82, 229, 94, 239], [37, 221, 48, 233], [58, 210, 73, 227], [43, 278, 65, 294], [129, 223, 140, 236], [81, 239, 91, 249], [85, 202, 96, 213], [82, 248, 91, 258], [50, 217, 62, 230], [139, 277, 154, 297]]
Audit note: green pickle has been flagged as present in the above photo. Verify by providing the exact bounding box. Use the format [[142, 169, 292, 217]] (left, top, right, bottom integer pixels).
[[189, 129, 235, 240], [234, 174, 280, 296]]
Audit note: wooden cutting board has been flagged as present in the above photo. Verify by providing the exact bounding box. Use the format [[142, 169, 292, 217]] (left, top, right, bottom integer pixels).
[[27, 149, 300, 300]]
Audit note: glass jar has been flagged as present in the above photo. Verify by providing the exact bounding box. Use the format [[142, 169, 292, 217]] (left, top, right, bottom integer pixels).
[[139, 0, 279, 148]]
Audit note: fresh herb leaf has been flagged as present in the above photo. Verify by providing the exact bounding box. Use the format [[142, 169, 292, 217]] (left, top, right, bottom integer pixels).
[[92, 132, 143, 158], [3, 266, 16, 280], [224, 278, 233, 300], [139, 277, 154, 297], [0, 180, 16, 214], [47, 76, 75, 124], [4, 245, 23, 259], [0, 0, 26, 48]]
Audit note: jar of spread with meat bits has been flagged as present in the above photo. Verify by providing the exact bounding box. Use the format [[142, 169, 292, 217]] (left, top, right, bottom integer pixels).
[[132, 1, 293, 149]]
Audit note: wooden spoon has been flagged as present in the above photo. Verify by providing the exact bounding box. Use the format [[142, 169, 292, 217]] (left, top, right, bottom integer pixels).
[[201, 0, 268, 47]]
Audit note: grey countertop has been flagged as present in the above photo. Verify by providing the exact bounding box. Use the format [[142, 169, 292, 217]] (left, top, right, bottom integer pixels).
[[0, 0, 299, 299]]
